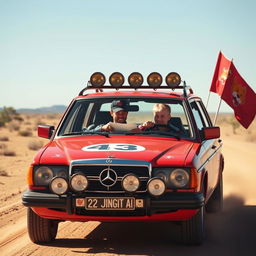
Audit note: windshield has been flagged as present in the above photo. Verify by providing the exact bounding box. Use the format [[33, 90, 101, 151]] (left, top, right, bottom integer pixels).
[[58, 97, 193, 139]]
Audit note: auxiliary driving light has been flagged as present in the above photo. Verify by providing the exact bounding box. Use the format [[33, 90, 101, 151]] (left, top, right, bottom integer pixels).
[[147, 178, 166, 196], [147, 72, 162, 87], [169, 169, 189, 188], [90, 72, 106, 87], [109, 72, 125, 87], [70, 174, 88, 192], [165, 72, 181, 88], [122, 174, 140, 192], [50, 177, 68, 195], [128, 72, 144, 88]]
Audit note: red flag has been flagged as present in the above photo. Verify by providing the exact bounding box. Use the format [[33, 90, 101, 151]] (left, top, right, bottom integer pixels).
[[221, 62, 256, 128], [210, 51, 232, 96]]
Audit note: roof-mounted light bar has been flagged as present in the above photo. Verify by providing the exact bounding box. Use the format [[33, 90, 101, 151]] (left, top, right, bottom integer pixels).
[[79, 72, 187, 95]]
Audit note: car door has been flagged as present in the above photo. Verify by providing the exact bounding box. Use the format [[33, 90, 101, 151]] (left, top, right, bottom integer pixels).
[[190, 100, 220, 198]]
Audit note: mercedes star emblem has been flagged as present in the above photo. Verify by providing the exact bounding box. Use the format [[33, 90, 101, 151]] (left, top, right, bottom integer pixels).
[[99, 167, 117, 188]]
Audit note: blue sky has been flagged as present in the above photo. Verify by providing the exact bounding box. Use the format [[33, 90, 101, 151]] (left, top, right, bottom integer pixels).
[[0, 0, 255, 112]]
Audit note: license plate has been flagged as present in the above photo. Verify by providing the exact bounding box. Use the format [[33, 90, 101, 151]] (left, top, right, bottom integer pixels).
[[85, 197, 135, 210]]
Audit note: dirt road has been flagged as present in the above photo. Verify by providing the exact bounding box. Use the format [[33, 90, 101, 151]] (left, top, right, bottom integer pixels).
[[1, 137, 256, 256]]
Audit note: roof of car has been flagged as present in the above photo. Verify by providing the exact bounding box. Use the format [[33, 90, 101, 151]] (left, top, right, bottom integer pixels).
[[76, 89, 194, 100]]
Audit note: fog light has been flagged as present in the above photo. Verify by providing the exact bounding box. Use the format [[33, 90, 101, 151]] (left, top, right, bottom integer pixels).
[[50, 177, 68, 195], [90, 72, 106, 87], [122, 174, 140, 192], [148, 178, 166, 196], [165, 72, 181, 87], [70, 174, 88, 192], [128, 72, 144, 88], [147, 72, 162, 87], [169, 169, 189, 188], [109, 72, 125, 87]]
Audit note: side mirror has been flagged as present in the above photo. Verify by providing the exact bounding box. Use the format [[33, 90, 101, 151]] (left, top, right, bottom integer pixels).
[[202, 126, 220, 140], [38, 125, 55, 139]]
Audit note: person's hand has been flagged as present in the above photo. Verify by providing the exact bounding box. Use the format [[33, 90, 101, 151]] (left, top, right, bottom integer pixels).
[[101, 122, 114, 132], [139, 121, 155, 130]]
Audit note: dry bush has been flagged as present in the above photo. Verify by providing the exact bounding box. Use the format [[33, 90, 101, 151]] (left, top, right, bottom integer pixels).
[[0, 143, 7, 155], [28, 140, 43, 151], [0, 136, 9, 141], [0, 168, 9, 177], [18, 130, 33, 137], [8, 120, 21, 131], [2, 147, 16, 156]]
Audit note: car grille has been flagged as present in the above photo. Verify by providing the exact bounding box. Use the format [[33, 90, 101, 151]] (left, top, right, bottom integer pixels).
[[71, 165, 150, 193]]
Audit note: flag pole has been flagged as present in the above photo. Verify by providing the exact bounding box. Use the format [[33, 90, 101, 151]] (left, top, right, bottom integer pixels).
[[206, 91, 211, 109], [213, 98, 222, 125]]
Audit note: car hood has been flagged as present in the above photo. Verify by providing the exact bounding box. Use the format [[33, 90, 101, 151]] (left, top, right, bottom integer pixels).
[[38, 136, 197, 166]]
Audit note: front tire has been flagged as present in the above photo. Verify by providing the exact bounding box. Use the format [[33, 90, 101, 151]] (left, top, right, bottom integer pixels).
[[181, 206, 205, 245], [27, 208, 58, 244], [206, 172, 223, 213]]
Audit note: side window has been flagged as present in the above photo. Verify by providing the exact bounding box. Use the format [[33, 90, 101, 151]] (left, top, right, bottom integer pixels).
[[190, 101, 210, 130]]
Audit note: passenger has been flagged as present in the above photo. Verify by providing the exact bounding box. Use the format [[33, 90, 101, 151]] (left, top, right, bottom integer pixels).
[[139, 103, 171, 131]]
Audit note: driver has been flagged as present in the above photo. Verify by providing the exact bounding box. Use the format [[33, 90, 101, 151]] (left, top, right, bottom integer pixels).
[[139, 103, 171, 131], [94, 100, 129, 132]]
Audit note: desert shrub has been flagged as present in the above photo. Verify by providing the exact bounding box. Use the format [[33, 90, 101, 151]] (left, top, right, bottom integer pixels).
[[18, 130, 33, 137], [0, 107, 20, 127], [0, 136, 9, 141], [0, 168, 9, 176], [227, 117, 240, 134], [0, 143, 7, 154], [28, 140, 43, 151], [3, 150, 16, 156], [8, 120, 21, 131]]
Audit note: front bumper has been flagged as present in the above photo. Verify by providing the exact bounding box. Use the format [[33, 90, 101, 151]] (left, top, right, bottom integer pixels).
[[22, 190, 204, 220]]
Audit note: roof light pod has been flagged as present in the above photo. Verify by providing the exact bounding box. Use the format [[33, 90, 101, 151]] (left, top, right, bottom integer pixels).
[[165, 72, 181, 88], [147, 72, 162, 88], [128, 72, 144, 88], [109, 72, 125, 87], [90, 72, 106, 87]]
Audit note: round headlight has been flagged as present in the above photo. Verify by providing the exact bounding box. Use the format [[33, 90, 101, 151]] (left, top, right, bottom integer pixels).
[[50, 177, 68, 195], [128, 72, 144, 88], [70, 174, 88, 192], [34, 166, 53, 185], [165, 72, 181, 88], [109, 72, 125, 87], [169, 169, 189, 188], [90, 72, 106, 87], [147, 72, 162, 88], [122, 174, 140, 192], [57, 170, 68, 179], [148, 178, 166, 196]]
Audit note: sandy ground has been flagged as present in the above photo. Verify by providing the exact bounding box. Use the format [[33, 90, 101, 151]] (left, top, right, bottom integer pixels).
[[0, 114, 255, 255]]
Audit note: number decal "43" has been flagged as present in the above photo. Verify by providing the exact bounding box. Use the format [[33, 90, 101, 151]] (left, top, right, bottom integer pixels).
[[82, 143, 145, 152]]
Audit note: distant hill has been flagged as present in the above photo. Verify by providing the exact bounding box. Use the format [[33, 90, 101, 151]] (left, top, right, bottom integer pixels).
[[17, 105, 67, 114]]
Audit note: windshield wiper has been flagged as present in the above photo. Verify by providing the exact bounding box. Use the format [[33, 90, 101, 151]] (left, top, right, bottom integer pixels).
[[125, 130, 180, 140], [61, 131, 109, 138], [82, 130, 110, 137]]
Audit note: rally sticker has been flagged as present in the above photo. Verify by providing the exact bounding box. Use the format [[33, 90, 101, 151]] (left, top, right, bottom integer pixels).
[[82, 143, 145, 152]]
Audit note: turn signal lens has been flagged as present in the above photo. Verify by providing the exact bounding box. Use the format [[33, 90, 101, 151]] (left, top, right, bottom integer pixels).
[[109, 72, 125, 87], [147, 178, 166, 196], [27, 165, 34, 186], [128, 72, 144, 88], [70, 174, 88, 192], [122, 174, 140, 192], [165, 72, 181, 87], [90, 72, 106, 87], [147, 72, 162, 87], [50, 177, 68, 195]]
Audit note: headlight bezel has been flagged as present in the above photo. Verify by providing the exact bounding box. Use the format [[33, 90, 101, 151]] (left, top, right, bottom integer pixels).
[[33, 165, 69, 186], [153, 167, 190, 189]]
